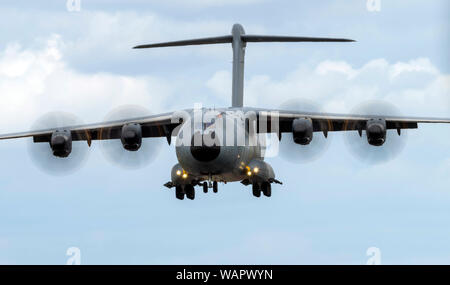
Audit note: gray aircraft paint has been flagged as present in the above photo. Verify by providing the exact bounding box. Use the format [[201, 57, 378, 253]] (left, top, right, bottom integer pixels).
[[174, 109, 262, 183], [231, 24, 246, 108]]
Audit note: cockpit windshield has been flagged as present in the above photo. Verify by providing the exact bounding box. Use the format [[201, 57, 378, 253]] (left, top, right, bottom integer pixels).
[[203, 119, 215, 129]]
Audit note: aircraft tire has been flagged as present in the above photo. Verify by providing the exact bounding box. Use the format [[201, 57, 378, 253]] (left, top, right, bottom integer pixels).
[[185, 184, 195, 200], [175, 185, 185, 200], [262, 182, 271, 197], [252, 183, 261, 197]]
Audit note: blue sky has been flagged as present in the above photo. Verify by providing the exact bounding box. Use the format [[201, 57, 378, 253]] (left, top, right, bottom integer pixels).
[[0, 0, 449, 264]]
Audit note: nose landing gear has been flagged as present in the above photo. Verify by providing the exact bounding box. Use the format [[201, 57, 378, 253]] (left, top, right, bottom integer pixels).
[[202, 180, 219, 194], [169, 179, 220, 200]]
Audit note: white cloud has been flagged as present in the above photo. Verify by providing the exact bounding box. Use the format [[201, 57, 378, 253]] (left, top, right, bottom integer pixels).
[[316, 60, 357, 79], [47, 11, 262, 64], [205, 70, 231, 99], [205, 57, 450, 117], [0, 8, 266, 69], [0, 35, 174, 133], [389, 58, 439, 79]]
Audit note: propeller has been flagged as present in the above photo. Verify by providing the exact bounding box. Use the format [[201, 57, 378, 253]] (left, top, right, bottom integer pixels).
[[277, 98, 332, 164], [344, 100, 408, 164], [27, 111, 90, 176], [100, 105, 162, 169]]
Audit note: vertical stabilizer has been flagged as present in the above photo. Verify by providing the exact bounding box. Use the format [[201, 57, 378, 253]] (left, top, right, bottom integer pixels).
[[231, 24, 246, 108], [133, 24, 354, 108]]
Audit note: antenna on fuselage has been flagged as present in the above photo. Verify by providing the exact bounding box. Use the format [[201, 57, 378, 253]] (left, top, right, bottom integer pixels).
[[133, 23, 355, 108]]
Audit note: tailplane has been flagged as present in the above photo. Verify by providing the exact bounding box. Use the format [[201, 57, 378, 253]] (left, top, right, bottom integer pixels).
[[134, 23, 355, 108]]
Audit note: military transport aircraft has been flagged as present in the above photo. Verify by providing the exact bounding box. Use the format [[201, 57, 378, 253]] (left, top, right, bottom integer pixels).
[[0, 23, 449, 200]]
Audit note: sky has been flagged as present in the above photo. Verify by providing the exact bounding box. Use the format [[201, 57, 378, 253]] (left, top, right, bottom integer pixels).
[[0, 0, 449, 264]]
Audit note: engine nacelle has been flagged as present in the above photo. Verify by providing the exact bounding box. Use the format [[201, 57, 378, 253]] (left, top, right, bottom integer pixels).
[[366, 118, 386, 146], [121, 123, 142, 151], [292, 118, 313, 145], [247, 159, 275, 182], [50, 130, 72, 157]]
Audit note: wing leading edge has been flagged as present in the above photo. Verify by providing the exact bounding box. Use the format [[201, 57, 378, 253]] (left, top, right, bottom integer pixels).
[[252, 108, 450, 135], [0, 112, 181, 144], [0, 108, 448, 144]]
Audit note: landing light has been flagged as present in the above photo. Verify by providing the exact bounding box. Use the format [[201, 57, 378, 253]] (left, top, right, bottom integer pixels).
[[182, 173, 188, 179], [253, 167, 259, 174], [176, 170, 182, 176], [247, 171, 252, 176]]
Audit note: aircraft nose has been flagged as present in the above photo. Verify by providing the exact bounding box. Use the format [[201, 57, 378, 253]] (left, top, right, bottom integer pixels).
[[190, 131, 221, 162]]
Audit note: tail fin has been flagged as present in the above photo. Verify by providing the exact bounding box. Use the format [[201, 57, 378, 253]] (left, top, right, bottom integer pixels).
[[134, 23, 355, 108]]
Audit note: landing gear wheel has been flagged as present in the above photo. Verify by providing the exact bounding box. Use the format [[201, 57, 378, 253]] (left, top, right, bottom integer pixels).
[[203, 182, 208, 193], [213, 181, 218, 193], [185, 184, 195, 200], [175, 185, 185, 200], [252, 183, 261, 197], [262, 182, 271, 197]]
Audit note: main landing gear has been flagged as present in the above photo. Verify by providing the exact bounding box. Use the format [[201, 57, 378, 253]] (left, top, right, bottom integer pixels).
[[175, 184, 195, 200], [240, 176, 282, 198], [175, 185, 185, 200], [185, 184, 195, 200], [252, 182, 271, 198]]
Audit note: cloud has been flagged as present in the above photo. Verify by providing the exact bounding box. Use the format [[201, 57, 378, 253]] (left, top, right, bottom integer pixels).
[[0, 8, 264, 72], [0, 35, 174, 133], [206, 57, 450, 117], [205, 70, 231, 99]]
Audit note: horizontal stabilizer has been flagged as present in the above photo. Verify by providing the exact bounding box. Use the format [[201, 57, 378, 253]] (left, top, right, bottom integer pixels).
[[242, 35, 355, 43], [134, 35, 354, 49], [133, 23, 356, 108], [133, 35, 232, 49]]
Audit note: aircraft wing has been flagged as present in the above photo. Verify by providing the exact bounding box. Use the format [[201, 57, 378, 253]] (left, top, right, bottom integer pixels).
[[0, 112, 182, 144], [251, 108, 450, 135], [0, 107, 448, 143]]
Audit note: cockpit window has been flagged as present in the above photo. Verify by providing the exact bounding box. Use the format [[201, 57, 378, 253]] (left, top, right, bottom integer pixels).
[[203, 118, 215, 129]]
